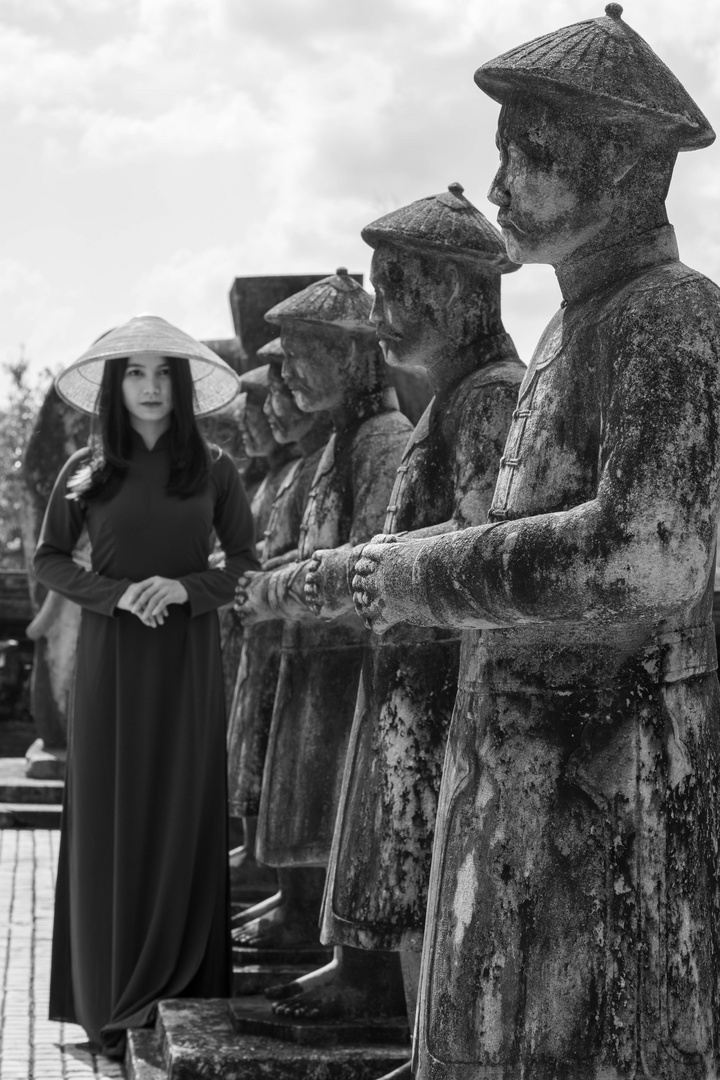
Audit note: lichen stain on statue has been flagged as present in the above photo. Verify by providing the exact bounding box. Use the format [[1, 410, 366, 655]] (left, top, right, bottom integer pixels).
[[351, 7, 720, 1079], [21, 385, 90, 768]]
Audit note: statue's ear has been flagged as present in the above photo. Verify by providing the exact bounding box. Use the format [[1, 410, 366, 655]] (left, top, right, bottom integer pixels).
[[438, 261, 461, 310], [602, 139, 641, 187]]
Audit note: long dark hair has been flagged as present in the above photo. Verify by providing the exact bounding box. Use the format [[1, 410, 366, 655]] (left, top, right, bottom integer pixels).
[[69, 355, 211, 501]]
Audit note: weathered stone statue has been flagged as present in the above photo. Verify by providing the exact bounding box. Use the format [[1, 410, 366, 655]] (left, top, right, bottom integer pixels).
[[228, 338, 332, 933], [21, 385, 90, 776], [225, 364, 299, 877], [234, 269, 413, 1015], [353, 8, 720, 1078], [298, 187, 523, 1039]]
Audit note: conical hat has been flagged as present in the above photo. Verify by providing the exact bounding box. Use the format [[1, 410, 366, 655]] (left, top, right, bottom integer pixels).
[[362, 183, 519, 272], [238, 364, 270, 404], [55, 314, 241, 417], [475, 4, 715, 151], [256, 337, 285, 365], [265, 269, 374, 334]]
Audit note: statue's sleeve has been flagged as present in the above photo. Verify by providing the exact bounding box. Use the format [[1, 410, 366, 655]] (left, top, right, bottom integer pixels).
[[181, 452, 261, 616], [33, 450, 133, 616], [383, 279, 720, 630]]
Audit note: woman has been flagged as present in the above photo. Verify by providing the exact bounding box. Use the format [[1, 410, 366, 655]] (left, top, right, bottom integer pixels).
[[34, 314, 259, 1058]]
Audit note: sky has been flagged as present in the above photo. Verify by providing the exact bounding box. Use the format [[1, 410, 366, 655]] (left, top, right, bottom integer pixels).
[[0, 0, 719, 405]]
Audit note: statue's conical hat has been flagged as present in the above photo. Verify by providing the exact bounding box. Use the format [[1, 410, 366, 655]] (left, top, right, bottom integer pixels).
[[55, 314, 241, 416], [475, 4, 715, 151], [256, 337, 285, 365], [265, 269, 374, 334], [362, 183, 519, 273], [238, 364, 270, 403]]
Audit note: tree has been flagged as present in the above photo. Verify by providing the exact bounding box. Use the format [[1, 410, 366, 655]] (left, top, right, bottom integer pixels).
[[0, 354, 49, 566]]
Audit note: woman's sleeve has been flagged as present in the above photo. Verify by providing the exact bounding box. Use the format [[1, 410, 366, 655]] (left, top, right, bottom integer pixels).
[[33, 451, 133, 616], [180, 452, 261, 617]]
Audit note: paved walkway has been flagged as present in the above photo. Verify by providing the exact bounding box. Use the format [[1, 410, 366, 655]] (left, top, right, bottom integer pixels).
[[0, 830, 125, 1080]]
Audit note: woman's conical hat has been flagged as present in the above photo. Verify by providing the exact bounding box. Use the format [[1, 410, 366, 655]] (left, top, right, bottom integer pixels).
[[362, 182, 519, 272], [55, 314, 241, 417], [264, 269, 374, 334], [475, 4, 715, 151]]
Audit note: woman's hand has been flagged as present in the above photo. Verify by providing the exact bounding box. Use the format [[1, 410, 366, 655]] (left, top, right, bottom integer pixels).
[[117, 577, 188, 627]]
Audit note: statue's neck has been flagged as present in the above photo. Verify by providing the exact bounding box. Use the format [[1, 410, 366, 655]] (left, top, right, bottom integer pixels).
[[555, 211, 675, 305], [426, 328, 517, 396], [329, 382, 398, 429]]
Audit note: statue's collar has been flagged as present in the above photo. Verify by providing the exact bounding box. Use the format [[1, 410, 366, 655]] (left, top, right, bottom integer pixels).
[[555, 225, 679, 305]]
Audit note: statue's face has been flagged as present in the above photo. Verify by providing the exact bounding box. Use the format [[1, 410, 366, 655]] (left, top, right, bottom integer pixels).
[[369, 246, 445, 369], [488, 99, 617, 265], [280, 324, 348, 413], [264, 367, 316, 443], [235, 391, 276, 457]]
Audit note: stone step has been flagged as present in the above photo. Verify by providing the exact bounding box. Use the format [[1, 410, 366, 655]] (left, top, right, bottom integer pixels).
[[0, 758, 64, 804], [126, 1028, 165, 1080], [141, 998, 409, 1080], [0, 803, 62, 828]]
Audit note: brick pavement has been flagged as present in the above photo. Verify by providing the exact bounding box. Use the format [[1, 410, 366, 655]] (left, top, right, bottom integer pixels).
[[0, 830, 125, 1080]]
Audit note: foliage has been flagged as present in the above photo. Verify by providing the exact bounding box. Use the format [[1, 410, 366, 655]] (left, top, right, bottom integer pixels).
[[0, 356, 49, 566]]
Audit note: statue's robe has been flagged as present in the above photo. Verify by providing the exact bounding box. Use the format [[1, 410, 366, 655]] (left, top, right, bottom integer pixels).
[[256, 392, 413, 866], [227, 447, 324, 817], [395, 228, 720, 1080], [321, 338, 524, 952]]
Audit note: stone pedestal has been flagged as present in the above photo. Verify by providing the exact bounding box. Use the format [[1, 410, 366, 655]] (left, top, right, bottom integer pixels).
[[24, 737, 66, 780], [228, 996, 409, 1047], [126, 999, 410, 1080]]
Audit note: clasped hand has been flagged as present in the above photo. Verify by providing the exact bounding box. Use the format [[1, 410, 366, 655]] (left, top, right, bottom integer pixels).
[[117, 577, 188, 628], [350, 533, 406, 633], [234, 571, 270, 625]]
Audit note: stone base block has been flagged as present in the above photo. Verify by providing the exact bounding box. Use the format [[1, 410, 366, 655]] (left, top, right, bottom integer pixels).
[[24, 738, 67, 780], [135, 999, 410, 1080], [229, 996, 410, 1047]]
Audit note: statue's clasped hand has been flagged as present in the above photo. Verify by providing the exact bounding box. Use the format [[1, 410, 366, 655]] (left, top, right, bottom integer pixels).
[[233, 571, 268, 626], [351, 536, 414, 634], [304, 552, 326, 616]]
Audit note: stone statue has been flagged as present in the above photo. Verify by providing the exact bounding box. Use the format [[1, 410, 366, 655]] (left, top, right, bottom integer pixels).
[[21, 385, 90, 776], [225, 364, 299, 873], [353, 8, 720, 1078], [234, 269, 413, 1016], [303, 186, 524, 1046], [228, 337, 332, 939]]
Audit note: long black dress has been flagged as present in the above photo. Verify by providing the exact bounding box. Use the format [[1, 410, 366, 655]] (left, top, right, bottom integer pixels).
[[34, 429, 258, 1052]]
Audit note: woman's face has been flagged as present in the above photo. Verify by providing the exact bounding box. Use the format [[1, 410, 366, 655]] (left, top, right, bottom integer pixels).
[[122, 352, 173, 430]]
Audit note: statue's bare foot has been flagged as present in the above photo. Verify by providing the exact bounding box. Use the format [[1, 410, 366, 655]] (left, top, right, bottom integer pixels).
[[231, 898, 319, 949], [268, 949, 405, 1020], [231, 891, 281, 929], [229, 844, 251, 869]]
